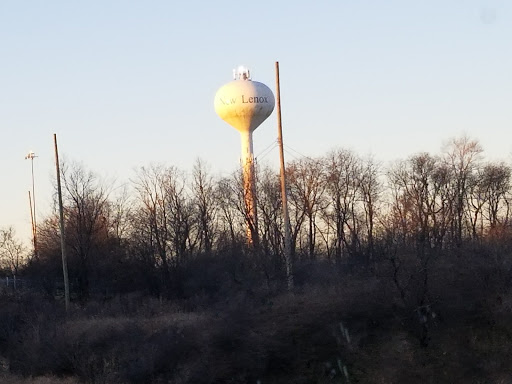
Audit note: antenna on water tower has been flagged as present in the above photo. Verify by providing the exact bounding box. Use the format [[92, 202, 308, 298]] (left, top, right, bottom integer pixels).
[[214, 66, 275, 246]]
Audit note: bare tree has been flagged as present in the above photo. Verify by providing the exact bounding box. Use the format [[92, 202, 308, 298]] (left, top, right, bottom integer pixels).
[[107, 185, 132, 246], [60, 161, 111, 301], [287, 157, 326, 259], [322, 149, 363, 262], [359, 156, 382, 262], [216, 174, 247, 245], [386, 153, 455, 252], [215, 167, 261, 247], [481, 162, 511, 230], [130, 164, 197, 297], [132, 164, 172, 271], [191, 159, 218, 254], [0, 227, 27, 276], [443, 136, 483, 246], [132, 164, 195, 268], [165, 169, 195, 264], [257, 166, 284, 256]]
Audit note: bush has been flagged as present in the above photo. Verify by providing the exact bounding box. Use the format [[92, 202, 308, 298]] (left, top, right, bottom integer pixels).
[[2, 247, 512, 383]]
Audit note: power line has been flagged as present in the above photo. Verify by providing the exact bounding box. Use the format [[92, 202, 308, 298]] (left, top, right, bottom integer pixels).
[[283, 144, 316, 161], [255, 140, 278, 163], [283, 148, 303, 161]]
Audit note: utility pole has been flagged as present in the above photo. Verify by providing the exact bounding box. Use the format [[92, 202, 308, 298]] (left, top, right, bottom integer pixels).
[[275, 61, 294, 291], [54, 134, 70, 312], [25, 151, 38, 257]]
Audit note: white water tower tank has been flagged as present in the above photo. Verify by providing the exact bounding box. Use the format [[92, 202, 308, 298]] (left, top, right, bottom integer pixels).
[[214, 66, 275, 134]]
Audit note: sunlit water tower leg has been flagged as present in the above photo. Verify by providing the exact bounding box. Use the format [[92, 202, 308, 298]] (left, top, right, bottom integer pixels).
[[240, 130, 258, 245]]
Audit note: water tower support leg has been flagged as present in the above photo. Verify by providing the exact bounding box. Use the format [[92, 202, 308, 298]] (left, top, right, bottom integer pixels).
[[240, 130, 259, 246]]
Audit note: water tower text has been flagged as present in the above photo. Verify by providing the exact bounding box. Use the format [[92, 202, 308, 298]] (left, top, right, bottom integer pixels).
[[219, 95, 270, 105]]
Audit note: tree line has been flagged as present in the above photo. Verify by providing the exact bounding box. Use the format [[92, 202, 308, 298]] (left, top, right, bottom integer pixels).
[[2, 135, 511, 304]]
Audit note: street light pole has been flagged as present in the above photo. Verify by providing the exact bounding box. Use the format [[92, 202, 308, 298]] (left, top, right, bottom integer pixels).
[[25, 151, 38, 257]]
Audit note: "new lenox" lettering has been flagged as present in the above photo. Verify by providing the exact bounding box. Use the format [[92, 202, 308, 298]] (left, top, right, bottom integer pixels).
[[242, 95, 268, 104], [219, 95, 270, 105]]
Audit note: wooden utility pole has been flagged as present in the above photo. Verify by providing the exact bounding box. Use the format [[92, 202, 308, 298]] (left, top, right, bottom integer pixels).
[[54, 134, 70, 311], [275, 61, 294, 290]]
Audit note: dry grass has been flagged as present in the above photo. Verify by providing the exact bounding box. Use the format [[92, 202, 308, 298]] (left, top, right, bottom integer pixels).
[[2, 250, 512, 383], [0, 374, 79, 384]]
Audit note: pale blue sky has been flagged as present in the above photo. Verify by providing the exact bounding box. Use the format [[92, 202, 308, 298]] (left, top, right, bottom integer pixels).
[[1, 0, 511, 243]]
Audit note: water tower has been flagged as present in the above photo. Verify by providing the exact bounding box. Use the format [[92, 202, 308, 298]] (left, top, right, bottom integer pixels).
[[214, 66, 275, 245]]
